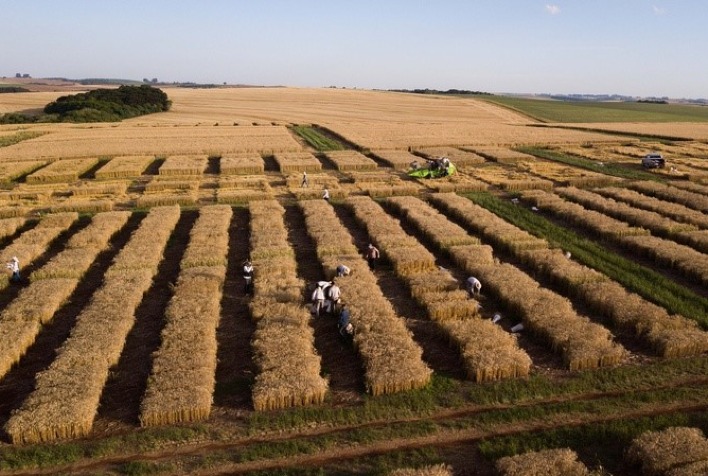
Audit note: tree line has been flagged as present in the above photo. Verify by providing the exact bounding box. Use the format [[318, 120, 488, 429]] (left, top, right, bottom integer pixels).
[[0, 85, 171, 124]]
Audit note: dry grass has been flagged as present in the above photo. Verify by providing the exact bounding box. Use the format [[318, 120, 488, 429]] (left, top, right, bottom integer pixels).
[[135, 191, 198, 208], [70, 181, 129, 197], [47, 199, 115, 214], [496, 448, 590, 476], [25, 158, 99, 184], [94, 155, 154, 179], [627, 427, 708, 476], [388, 464, 453, 476], [144, 178, 199, 193], [220, 154, 265, 175], [216, 189, 272, 204]]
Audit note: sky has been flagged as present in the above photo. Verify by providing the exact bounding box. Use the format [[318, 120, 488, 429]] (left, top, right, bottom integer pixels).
[[1, 1, 706, 98]]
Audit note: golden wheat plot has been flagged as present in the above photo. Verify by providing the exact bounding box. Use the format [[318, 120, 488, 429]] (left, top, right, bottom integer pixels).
[[323, 150, 378, 172], [468, 147, 536, 164], [521, 190, 708, 285], [371, 150, 420, 170], [94, 155, 155, 179], [248, 200, 328, 410], [517, 159, 622, 188], [430, 193, 627, 370], [627, 427, 708, 476], [273, 152, 322, 173], [0, 212, 78, 289], [382, 196, 531, 381], [469, 164, 554, 191], [496, 448, 591, 476], [0, 217, 27, 240], [4, 207, 179, 443], [0, 124, 303, 160], [594, 186, 708, 229], [158, 155, 208, 176], [25, 158, 99, 184], [0, 211, 130, 385], [520, 190, 649, 238], [298, 199, 432, 394], [415, 146, 487, 166], [0, 160, 46, 183], [628, 180, 708, 213], [220, 154, 265, 175], [217, 176, 272, 204], [558, 187, 697, 234]]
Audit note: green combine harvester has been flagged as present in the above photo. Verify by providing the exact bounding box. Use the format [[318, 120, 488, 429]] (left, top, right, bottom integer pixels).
[[408, 157, 456, 179]]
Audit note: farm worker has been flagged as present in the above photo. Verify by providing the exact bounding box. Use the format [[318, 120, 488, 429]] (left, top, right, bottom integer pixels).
[[511, 323, 524, 333], [441, 157, 450, 170], [243, 259, 254, 294], [492, 313, 503, 324], [323, 188, 330, 201], [301, 171, 308, 188], [365, 243, 380, 270], [6, 256, 20, 284], [336, 264, 351, 277], [410, 161, 420, 170], [466, 276, 481, 296], [564, 250, 572, 259], [327, 282, 341, 314], [338, 304, 353, 337], [312, 284, 325, 317]]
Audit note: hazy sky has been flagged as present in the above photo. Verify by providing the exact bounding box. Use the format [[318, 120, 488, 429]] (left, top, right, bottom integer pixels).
[[2, 1, 706, 98]]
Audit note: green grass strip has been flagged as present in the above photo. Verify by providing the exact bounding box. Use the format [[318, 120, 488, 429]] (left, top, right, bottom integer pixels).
[[464, 192, 708, 327], [290, 125, 345, 151], [478, 411, 708, 472], [517, 146, 664, 182]]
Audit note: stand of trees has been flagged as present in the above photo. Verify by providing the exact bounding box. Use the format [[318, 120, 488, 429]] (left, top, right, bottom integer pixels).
[[0, 85, 171, 124]]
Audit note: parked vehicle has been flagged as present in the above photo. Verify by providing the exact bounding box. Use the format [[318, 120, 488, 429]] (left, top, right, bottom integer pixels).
[[642, 153, 665, 169]]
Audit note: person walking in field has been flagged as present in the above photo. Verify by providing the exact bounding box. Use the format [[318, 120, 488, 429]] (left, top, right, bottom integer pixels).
[[301, 171, 308, 188], [336, 264, 351, 277], [327, 281, 341, 314], [466, 276, 481, 296], [365, 243, 380, 270], [243, 259, 254, 295], [337, 303, 354, 342], [6, 256, 20, 284], [322, 188, 330, 201], [311, 284, 325, 317]]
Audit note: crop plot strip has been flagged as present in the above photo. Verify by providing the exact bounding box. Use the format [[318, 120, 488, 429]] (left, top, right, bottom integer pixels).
[[139, 205, 231, 426], [442, 194, 707, 358], [353, 195, 531, 382], [628, 181, 708, 214], [0, 212, 78, 289], [25, 158, 99, 184], [299, 199, 432, 394], [0, 217, 27, 240], [248, 200, 328, 410], [430, 193, 627, 370], [556, 186, 707, 253], [520, 190, 708, 286], [594, 186, 708, 229], [3, 206, 180, 444], [0, 212, 126, 382]]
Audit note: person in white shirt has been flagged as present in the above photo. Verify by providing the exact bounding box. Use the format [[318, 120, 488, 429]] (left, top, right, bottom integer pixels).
[[466, 276, 481, 296], [243, 259, 254, 294], [322, 188, 330, 201], [6, 256, 20, 284]]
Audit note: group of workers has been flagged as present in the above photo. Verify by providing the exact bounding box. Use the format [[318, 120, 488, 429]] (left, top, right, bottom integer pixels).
[[311, 267, 353, 341]]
